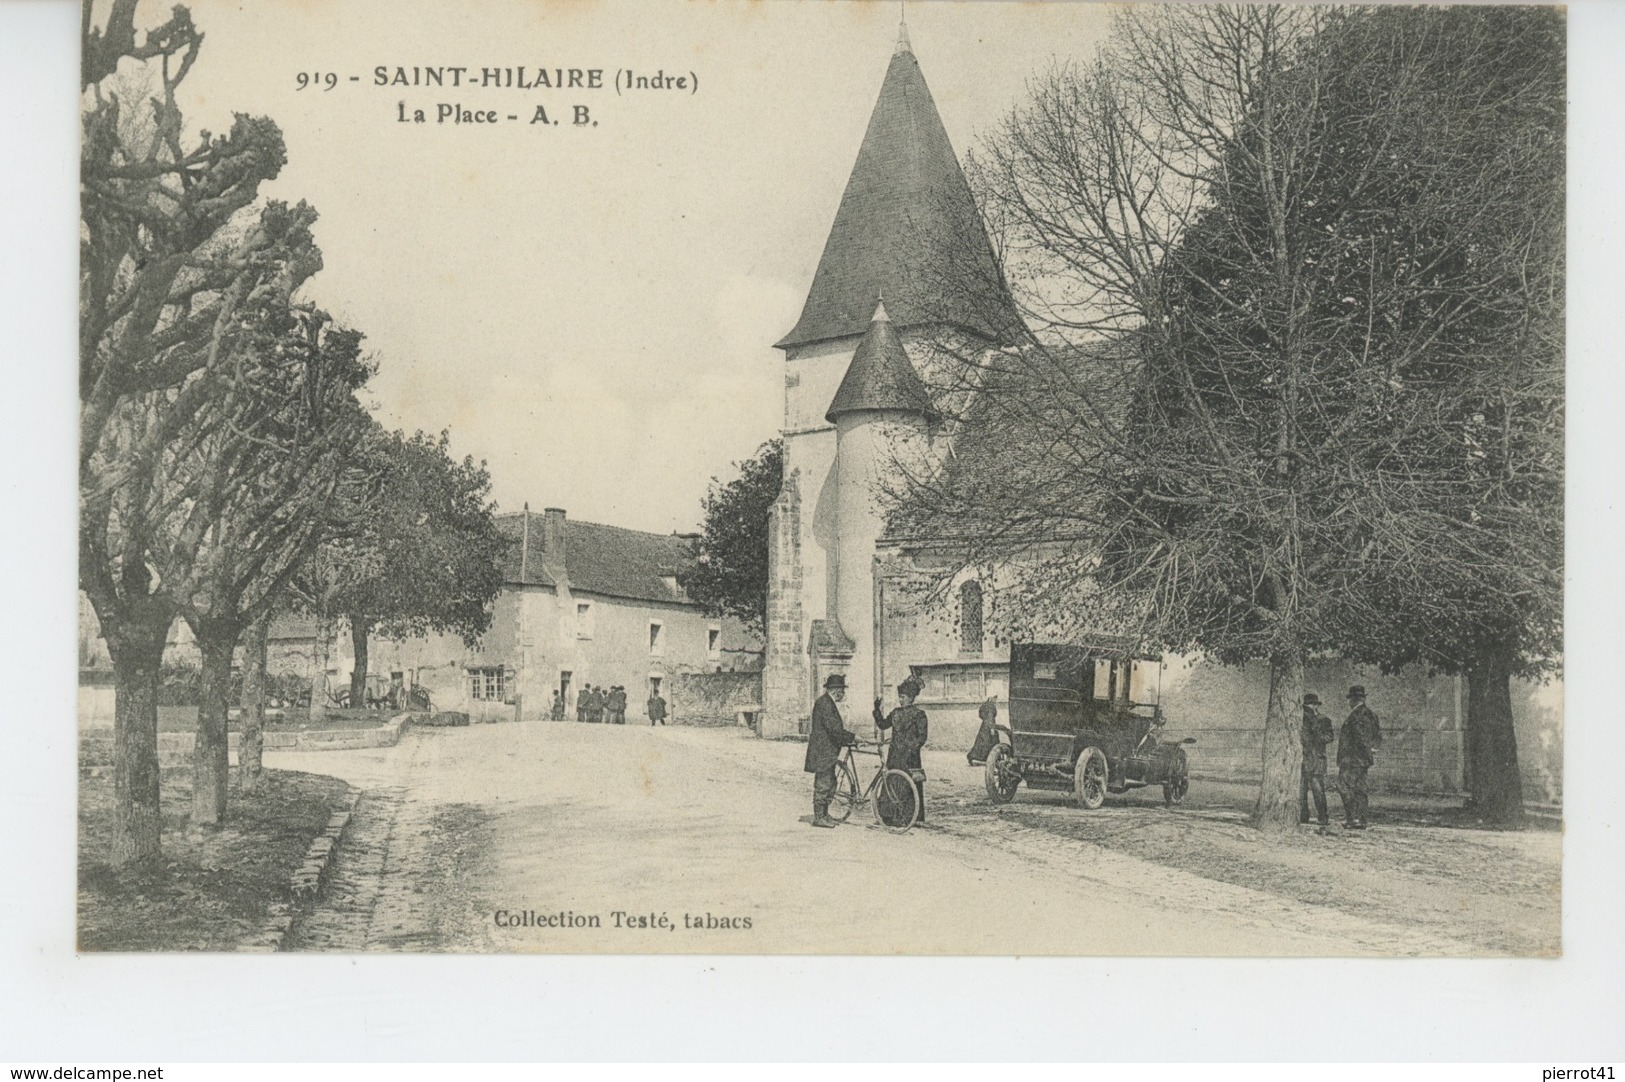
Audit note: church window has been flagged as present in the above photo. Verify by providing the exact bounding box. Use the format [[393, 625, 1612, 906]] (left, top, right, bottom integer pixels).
[[959, 580, 984, 655]]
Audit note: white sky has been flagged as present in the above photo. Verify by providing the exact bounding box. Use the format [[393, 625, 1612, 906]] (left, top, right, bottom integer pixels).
[[147, 0, 1116, 533]]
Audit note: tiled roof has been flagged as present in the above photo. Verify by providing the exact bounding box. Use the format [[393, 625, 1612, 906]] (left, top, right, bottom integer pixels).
[[496, 511, 698, 606], [825, 302, 940, 423], [776, 42, 1022, 350]]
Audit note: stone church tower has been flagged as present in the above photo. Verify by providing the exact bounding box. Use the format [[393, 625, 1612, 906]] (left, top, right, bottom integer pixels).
[[761, 21, 1019, 736]]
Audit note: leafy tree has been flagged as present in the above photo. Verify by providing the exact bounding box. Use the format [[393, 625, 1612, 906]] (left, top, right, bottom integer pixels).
[[80, 0, 321, 863], [682, 440, 783, 635], [331, 430, 508, 708]]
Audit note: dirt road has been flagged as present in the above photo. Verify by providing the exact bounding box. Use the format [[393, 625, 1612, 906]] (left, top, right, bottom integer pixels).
[[270, 721, 1530, 955]]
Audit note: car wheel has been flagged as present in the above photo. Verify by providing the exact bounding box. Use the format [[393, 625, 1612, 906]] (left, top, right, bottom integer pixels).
[[1074, 746, 1108, 810], [1163, 757, 1189, 807], [985, 744, 1020, 804]]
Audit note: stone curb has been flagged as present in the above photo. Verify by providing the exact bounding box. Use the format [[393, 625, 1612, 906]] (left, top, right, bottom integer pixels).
[[239, 786, 362, 953], [80, 713, 416, 769]]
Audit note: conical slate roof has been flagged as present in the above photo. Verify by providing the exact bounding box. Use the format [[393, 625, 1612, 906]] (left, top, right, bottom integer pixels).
[[776, 33, 1021, 350], [826, 301, 939, 423]]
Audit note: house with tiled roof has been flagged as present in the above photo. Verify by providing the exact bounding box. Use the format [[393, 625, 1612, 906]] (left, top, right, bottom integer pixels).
[[264, 506, 761, 723]]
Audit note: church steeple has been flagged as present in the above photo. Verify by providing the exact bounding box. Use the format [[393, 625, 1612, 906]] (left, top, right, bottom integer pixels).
[[825, 299, 939, 424], [774, 24, 1020, 350], [895, 6, 912, 56]]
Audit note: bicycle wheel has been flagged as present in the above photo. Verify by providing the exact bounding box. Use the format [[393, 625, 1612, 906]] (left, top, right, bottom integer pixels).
[[829, 759, 857, 823], [873, 769, 920, 833]]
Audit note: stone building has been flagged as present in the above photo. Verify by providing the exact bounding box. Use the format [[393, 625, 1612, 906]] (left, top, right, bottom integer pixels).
[[270, 507, 761, 722], [757, 24, 1563, 800], [80, 507, 761, 727]]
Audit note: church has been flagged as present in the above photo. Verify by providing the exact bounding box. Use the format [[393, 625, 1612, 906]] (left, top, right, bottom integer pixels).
[[755, 22, 1562, 801]]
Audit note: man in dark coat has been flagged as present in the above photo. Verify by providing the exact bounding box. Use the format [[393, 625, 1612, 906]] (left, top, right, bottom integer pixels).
[[609, 685, 627, 724], [875, 674, 930, 824], [1298, 692, 1334, 833], [1336, 685, 1383, 829], [804, 673, 855, 828], [967, 694, 1000, 766], [586, 685, 604, 724], [575, 685, 588, 722], [647, 690, 667, 726]]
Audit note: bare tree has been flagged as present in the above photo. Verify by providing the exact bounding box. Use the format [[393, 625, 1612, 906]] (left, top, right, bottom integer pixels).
[[888, 5, 1562, 831], [80, 0, 321, 862]]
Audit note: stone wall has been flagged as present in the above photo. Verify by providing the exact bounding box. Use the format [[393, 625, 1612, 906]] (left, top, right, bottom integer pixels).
[[671, 671, 762, 727], [761, 470, 808, 737]]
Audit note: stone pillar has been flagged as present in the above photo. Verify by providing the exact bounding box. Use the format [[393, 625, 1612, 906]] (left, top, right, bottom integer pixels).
[[761, 470, 808, 737]]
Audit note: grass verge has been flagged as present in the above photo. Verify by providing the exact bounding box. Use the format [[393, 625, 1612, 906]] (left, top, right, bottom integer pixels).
[[78, 766, 351, 951]]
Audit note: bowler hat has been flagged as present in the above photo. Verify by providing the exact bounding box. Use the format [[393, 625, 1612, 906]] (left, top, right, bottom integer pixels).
[[824, 674, 847, 689], [1303, 693, 1322, 707], [1347, 685, 1367, 700]]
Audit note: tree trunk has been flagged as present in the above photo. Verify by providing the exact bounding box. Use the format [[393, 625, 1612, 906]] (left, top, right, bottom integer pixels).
[[192, 623, 239, 826], [1251, 648, 1305, 833], [349, 615, 371, 708], [1465, 640, 1524, 826], [101, 606, 170, 867], [239, 614, 269, 791], [309, 614, 333, 721]]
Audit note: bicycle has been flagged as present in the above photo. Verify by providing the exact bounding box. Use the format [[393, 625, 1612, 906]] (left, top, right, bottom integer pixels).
[[829, 737, 920, 834]]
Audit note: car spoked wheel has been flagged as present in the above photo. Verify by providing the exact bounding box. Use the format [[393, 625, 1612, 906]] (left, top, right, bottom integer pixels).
[[984, 744, 1019, 804], [1074, 746, 1108, 810], [1163, 748, 1189, 807], [874, 769, 920, 833]]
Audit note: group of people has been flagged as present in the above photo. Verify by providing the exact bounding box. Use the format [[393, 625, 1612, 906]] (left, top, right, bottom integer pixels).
[[549, 684, 669, 726], [801, 670, 1387, 835], [1300, 684, 1384, 833]]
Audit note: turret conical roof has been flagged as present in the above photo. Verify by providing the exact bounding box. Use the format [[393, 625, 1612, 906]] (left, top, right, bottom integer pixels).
[[826, 301, 939, 423], [776, 35, 1021, 350]]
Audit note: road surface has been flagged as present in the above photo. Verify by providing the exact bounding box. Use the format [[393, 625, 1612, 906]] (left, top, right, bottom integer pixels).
[[272, 720, 1478, 955]]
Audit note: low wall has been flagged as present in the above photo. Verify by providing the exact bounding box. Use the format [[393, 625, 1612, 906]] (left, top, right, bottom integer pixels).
[[671, 671, 762, 727], [79, 715, 414, 768]]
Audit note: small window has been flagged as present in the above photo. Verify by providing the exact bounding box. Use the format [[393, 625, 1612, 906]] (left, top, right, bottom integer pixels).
[[468, 667, 506, 702], [707, 625, 721, 660], [648, 620, 665, 656], [1092, 658, 1113, 701], [959, 580, 984, 655], [1034, 662, 1057, 682], [576, 601, 594, 639]]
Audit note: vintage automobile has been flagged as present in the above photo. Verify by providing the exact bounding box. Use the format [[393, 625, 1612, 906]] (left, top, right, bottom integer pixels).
[[985, 642, 1194, 809]]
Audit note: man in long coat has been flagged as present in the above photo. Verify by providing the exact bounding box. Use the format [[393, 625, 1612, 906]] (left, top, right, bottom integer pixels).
[[575, 685, 588, 722], [646, 690, 667, 726], [1298, 692, 1334, 833], [1336, 685, 1383, 829], [609, 685, 627, 724], [804, 674, 855, 828], [875, 674, 930, 823]]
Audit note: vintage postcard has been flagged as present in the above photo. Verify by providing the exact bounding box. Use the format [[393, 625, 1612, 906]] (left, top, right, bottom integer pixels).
[[77, 0, 1564, 956]]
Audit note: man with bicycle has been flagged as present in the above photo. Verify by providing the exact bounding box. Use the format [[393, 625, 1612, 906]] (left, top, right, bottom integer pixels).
[[804, 673, 856, 829]]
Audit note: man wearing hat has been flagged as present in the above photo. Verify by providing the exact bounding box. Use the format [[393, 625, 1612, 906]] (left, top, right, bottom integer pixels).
[[804, 674, 856, 828], [874, 674, 931, 824], [1336, 685, 1384, 829], [1298, 692, 1335, 833]]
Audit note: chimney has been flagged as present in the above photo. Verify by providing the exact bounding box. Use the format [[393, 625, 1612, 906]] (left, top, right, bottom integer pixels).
[[540, 507, 567, 567]]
